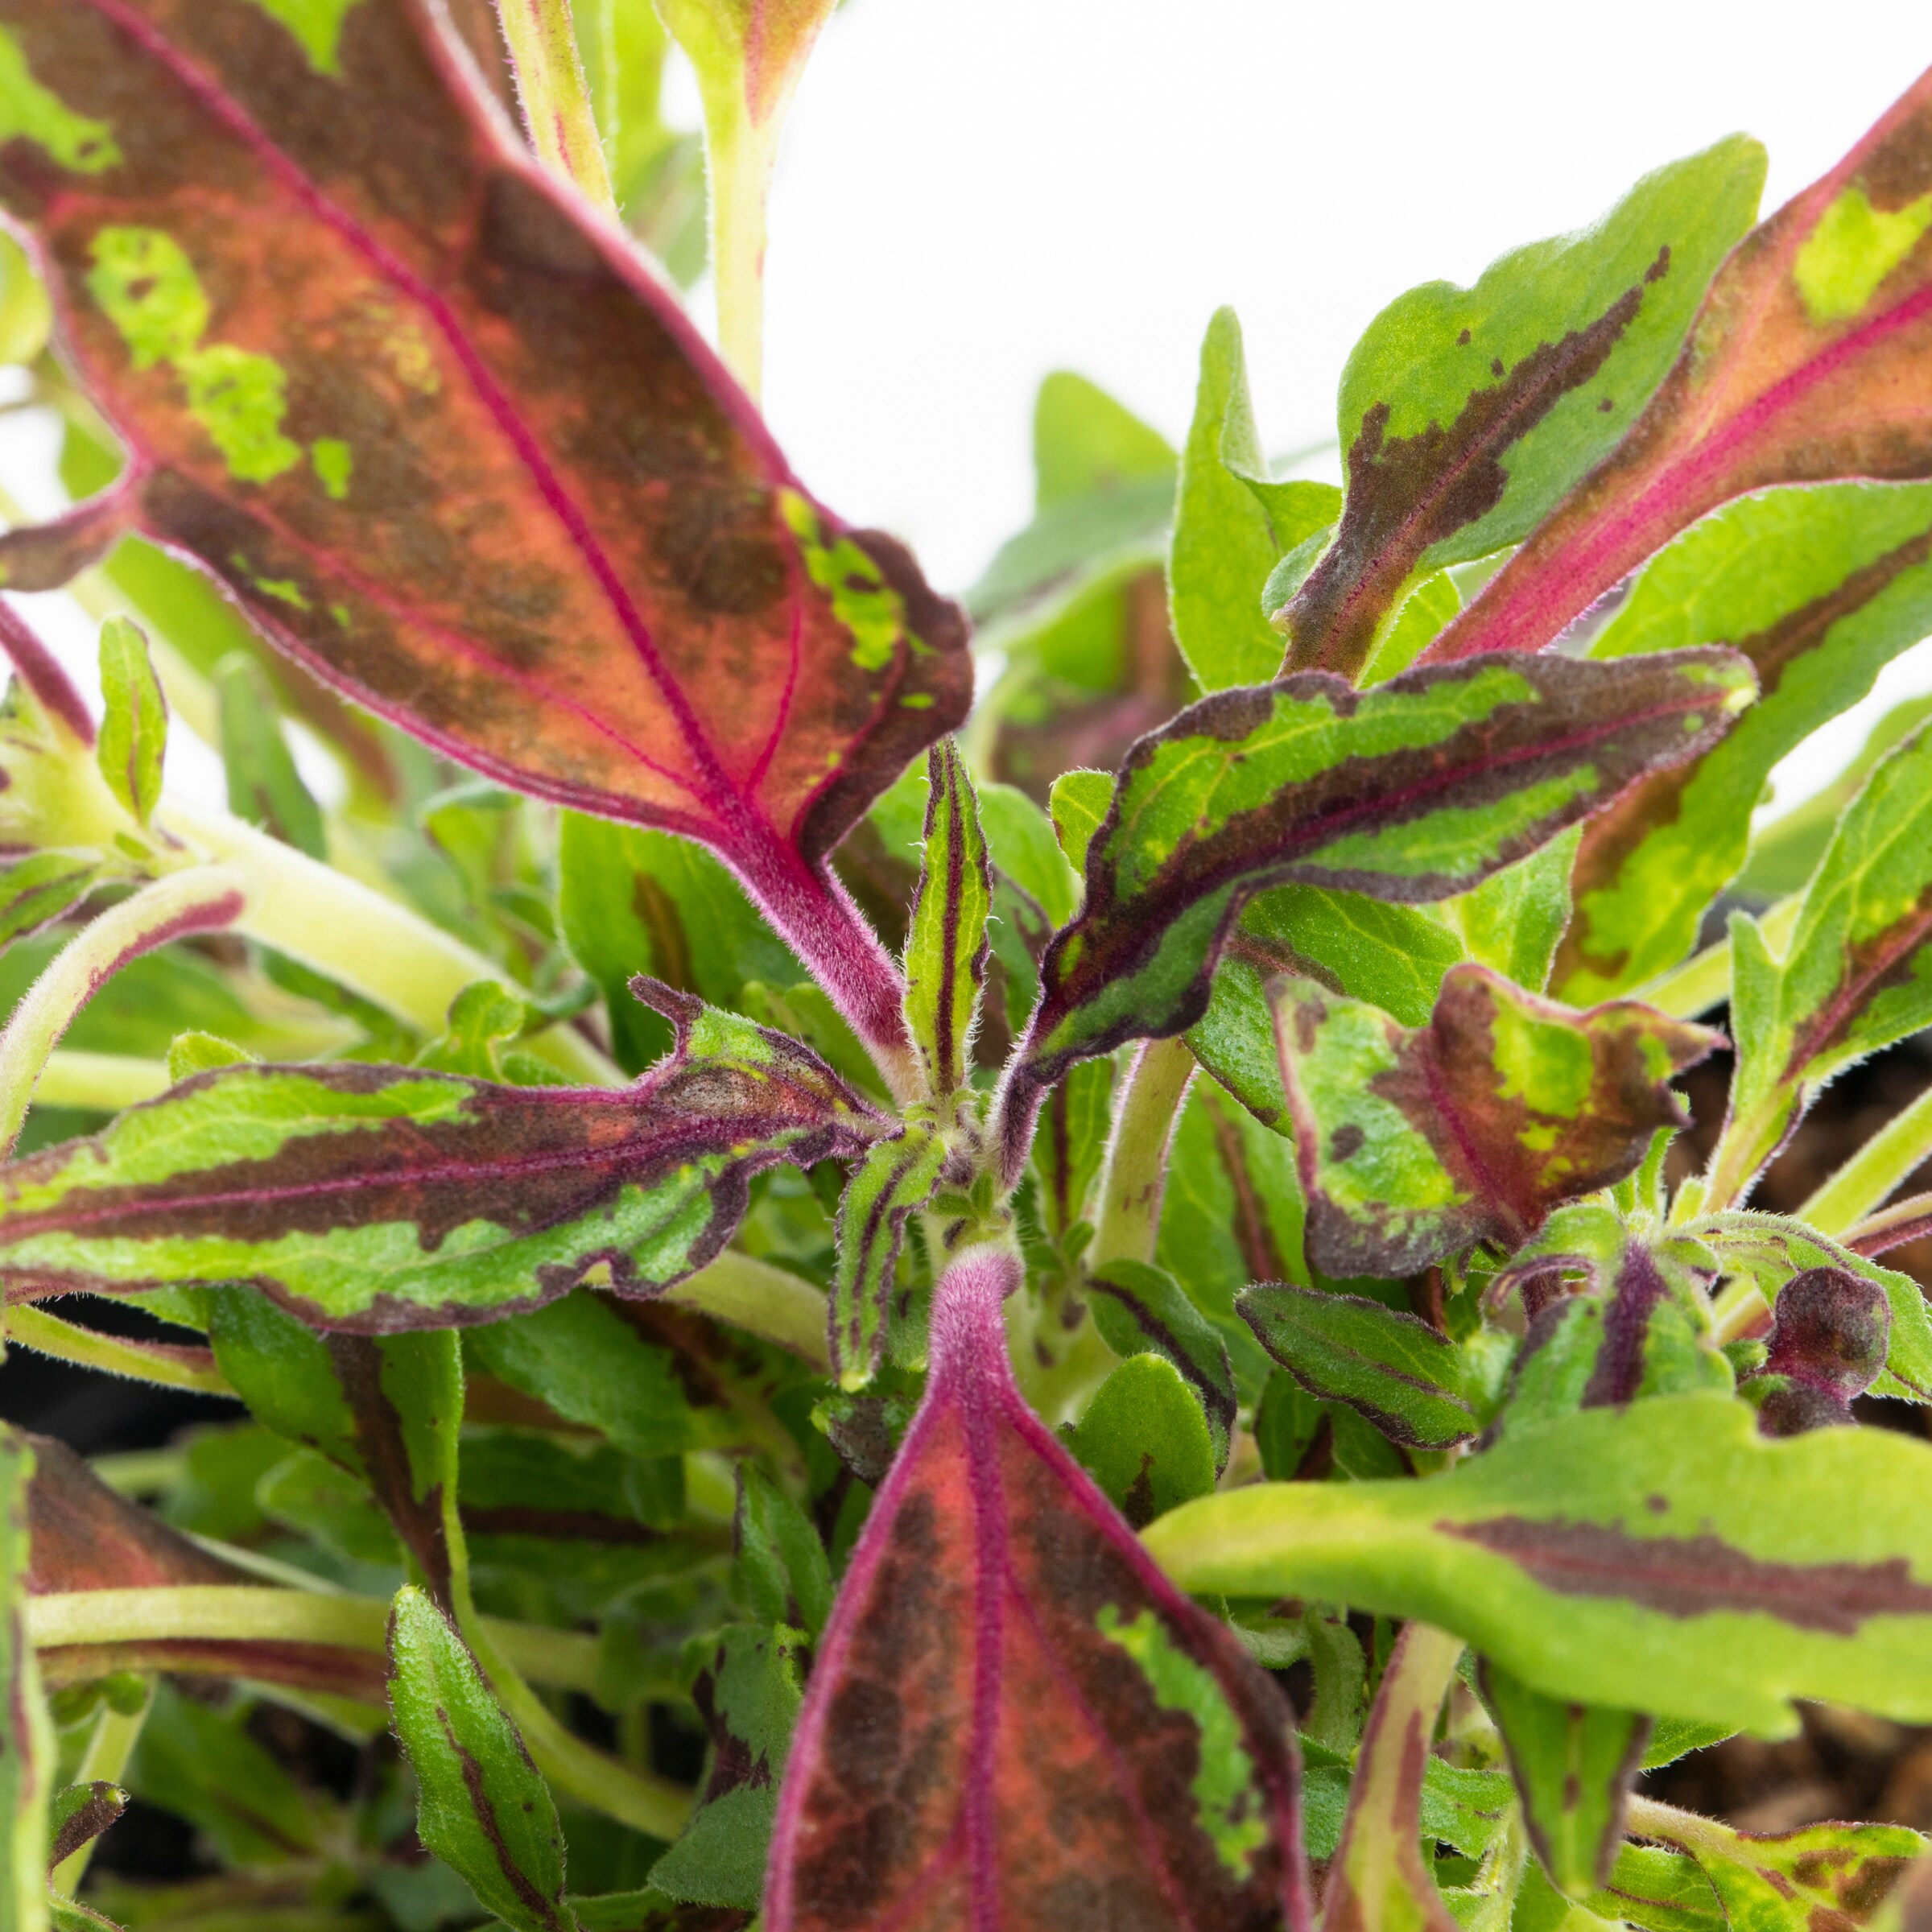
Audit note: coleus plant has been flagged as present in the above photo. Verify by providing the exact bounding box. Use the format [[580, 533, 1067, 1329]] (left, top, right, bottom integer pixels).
[[0, 6, 1927, 1932]]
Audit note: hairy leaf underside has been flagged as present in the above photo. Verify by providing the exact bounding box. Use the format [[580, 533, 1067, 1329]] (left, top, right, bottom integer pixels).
[[0, 985, 884, 1329], [0, 0, 968, 919], [765, 1246, 1309, 1932]]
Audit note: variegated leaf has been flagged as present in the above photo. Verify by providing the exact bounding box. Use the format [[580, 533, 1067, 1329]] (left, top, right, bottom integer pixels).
[[828, 1126, 946, 1392], [902, 741, 991, 1104]]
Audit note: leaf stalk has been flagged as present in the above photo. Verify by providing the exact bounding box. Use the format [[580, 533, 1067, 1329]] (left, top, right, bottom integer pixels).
[[493, 0, 619, 213]]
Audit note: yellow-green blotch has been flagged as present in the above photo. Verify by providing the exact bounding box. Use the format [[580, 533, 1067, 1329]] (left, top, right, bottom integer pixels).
[[1794, 184, 1932, 325]]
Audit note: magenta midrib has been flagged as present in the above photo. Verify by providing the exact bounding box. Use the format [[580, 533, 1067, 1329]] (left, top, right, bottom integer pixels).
[[81, 0, 766, 840], [0, 1121, 823, 1240], [959, 1357, 1005, 1932], [1458, 275, 1932, 661]]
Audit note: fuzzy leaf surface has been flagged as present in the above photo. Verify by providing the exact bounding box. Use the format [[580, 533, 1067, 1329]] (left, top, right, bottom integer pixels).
[[1006, 647, 1749, 1160], [1273, 964, 1718, 1278], [1067, 1354, 1219, 1530], [1430, 71, 1932, 674], [764, 1246, 1309, 1932], [0, 0, 967, 942], [1146, 1392, 1932, 1733], [1280, 138, 1765, 676], [1087, 1259, 1239, 1473], [1559, 483, 1932, 1001], [828, 1126, 946, 1391], [93, 616, 164, 828], [0, 985, 884, 1329], [1648, 1816, 1924, 1932], [387, 1585, 572, 1932]]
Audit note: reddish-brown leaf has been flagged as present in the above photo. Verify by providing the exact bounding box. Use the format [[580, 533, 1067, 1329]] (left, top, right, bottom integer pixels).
[[764, 1243, 1308, 1932], [0, 0, 969, 1046], [1426, 67, 1932, 669]]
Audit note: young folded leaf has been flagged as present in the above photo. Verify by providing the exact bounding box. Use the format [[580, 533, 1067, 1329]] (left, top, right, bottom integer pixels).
[[1480, 1659, 1649, 1896], [1715, 719, 1932, 1203], [1145, 1392, 1932, 1734], [1273, 964, 1719, 1278], [1429, 68, 1932, 671], [217, 653, 327, 860], [0, 0, 968, 1048], [93, 617, 164, 829], [1642, 1810, 1923, 1932], [207, 1290, 464, 1603], [0, 855, 104, 959], [1087, 1258, 1238, 1472], [1001, 648, 1750, 1174], [45, 1781, 126, 1872], [764, 1243, 1310, 1932], [387, 1585, 574, 1932], [2, 1429, 50, 1932], [1278, 137, 1764, 678], [828, 1126, 947, 1390], [902, 741, 991, 1104], [733, 1468, 832, 1641], [1320, 1622, 1465, 1932], [23, 1430, 389, 1700], [0, 983, 886, 1330], [1558, 483, 1932, 1002], [1238, 1282, 1496, 1449], [1170, 308, 1339, 692], [1737, 1266, 1891, 1435]]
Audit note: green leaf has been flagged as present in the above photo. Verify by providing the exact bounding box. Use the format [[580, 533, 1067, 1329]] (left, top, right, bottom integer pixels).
[[1035, 371, 1177, 509], [1278, 136, 1765, 677], [214, 650, 325, 859], [1238, 1282, 1496, 1450], [93, 616, 165, 828], [463, 1291, 715, 1458], [978, 779, 1078, 930], [1046, 766, 1113, 876], [1438, 828, 1578, 994], [1480, 1659, 1649, 1895], [1028, 1055, 1113, 1246], [1560, 482, 1932, 1001], [1187, 884, 1466, 1130], [45, 1781, 126, 1874], [387, 1585, 574, 1932], [1005, 647, 1752, 1166], [1718, 720, 1932, 1203], [1594, 1845, 1726, 1932], [129, 1681, 320, 1868], [557, 814, 799, 1075], [0, 852, 103, 957], [1088, 1257, 1238, 1472], [1649, 1813, 1924, 1932], [732, 1466, 832, 1641], [829, 1127, 947, 1390], [1, 1429, 48, 1932], [901, 741, 991, 1103], [1170, 308, 1340, 691], [1067, 1353, 1217, 1528], [649, 1625, 802, 1911], [0, 985, 885, 1327], [1274, 964, 1718, 1278], [1146, 1391, 1932, 1732]]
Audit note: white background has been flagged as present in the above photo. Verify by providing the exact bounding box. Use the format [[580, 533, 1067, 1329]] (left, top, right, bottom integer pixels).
[[6, 3, 1930, 811]]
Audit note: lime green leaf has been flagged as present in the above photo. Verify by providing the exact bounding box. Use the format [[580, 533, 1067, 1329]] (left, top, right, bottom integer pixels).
[[93, 617, 165, 828], [1067, 1353, 1217, 1528], [1088, 1257, 1238, 1472], [1645, 1810, 1924, 1932], [1146, 1392, 1932, 1732], [1046, 766, 1113, 876], [1170, 308, 1339, 691], [214, 651, 324, 859], [1439, 828, 1578, 994], [829, 1127, 947, 1390], [387, 1585, 573, 1932], [1274, 964, 1718, 1277]]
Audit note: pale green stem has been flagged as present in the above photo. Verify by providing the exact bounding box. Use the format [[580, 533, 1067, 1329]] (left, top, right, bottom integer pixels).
[[493, 0, 618, 213], [27, 1587, 600, 1696], [669, 1247, 828, 1369], [683, 1451, 739, 1525], [0, 865, 248, 1158], [1709, 1276, 1769, 1345], [706, 109, 780, 398], [1624, 1794, 1739, 1859], [51, 1675, 152, 1897], [1633, 895, 1801, 1019], [1795, 1081, 1932, 1235], [1089, 1036, 1196, 1269], [5, 1307, 234, 1396], [33, 1050, 169, 1112], [155, 797, 620, 1086]]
